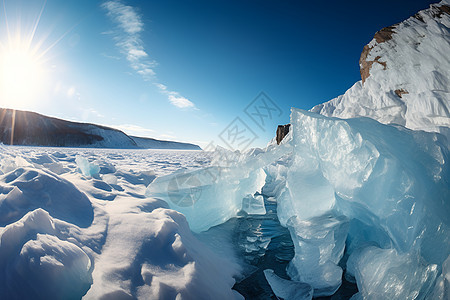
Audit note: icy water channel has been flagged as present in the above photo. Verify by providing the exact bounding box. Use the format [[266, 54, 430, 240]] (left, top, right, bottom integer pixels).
[[198, 195, 358, 299]]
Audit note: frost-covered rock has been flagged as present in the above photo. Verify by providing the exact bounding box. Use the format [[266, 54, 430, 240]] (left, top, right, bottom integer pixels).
[[311, 1, 450, 139]]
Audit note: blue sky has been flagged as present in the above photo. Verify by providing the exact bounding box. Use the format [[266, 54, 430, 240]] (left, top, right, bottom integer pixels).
[[0, 0, 437, 149]]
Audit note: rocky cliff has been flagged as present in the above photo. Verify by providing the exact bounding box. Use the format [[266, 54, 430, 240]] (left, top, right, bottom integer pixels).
[[311, 0, 450, 140]]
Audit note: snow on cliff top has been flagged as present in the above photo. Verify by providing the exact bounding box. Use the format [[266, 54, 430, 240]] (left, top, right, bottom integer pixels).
[[312, 1, 450, 139]]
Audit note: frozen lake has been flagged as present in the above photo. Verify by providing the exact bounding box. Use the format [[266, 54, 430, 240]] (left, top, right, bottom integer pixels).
[[1, 107, 448, 300]]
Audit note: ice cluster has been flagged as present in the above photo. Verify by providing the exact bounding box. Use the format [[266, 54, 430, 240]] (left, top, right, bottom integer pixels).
[[146, 144, 290, 232], [146, 107, 449, 298], [75, 155, 100, 177]]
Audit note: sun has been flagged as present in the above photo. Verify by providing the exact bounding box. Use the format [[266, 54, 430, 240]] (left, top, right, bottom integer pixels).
[[0, 0, 53, 110], [0, 43, 47, 108]]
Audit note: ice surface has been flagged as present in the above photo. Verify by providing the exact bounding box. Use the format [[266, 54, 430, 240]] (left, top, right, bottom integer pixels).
[[428, 255, 450, 299], [286, 213, 349, 295], [242, 194, 266, 215], [146, 166, 266, 232], [75, 155, 100, 177], [264, 269, 313, 300], [144, 106, 449, 297], [146, 142, 291, 232], [276, 108, 449, 296], [347, 246, 438, 300]]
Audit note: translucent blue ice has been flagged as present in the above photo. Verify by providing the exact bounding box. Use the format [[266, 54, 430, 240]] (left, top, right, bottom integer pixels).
[[146, 107, 449, 298], [75, 155, 100, 177]]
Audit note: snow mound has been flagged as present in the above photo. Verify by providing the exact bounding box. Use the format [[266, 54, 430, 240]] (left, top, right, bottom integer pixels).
[[311, 1, 450, 139], [0, 168, 94, 227], [0, 209, 93, 300], [86, 207, 241, 299], [0, 148, 241, 299]]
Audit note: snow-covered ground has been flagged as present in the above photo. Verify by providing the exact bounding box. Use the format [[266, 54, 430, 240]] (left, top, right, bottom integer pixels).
[[0, 147, 244, 299]]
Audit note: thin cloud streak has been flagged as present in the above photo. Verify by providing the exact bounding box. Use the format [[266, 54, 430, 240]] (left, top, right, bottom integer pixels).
[[102, 0, 195, 109]]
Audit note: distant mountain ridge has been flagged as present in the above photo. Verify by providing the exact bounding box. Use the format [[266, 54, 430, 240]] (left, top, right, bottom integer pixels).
[[0, 108, 201, 150]]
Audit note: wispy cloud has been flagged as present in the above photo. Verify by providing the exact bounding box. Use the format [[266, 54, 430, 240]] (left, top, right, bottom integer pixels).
[[102, 1, 195, 109], [153, 83, 195, 109]]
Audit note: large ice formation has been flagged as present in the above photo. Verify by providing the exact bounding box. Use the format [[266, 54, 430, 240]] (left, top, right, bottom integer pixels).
[[146, 107, 449, 298], [146, 144, 290, 232]]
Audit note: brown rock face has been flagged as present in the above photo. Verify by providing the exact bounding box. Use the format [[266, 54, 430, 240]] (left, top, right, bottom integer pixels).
[[431, 4, 450, 18], [373, 25, 397, 43], [276, 124, 290, 145], [359, 4, 450, 84], [394, 89, 409, 98], [359, 25, 396, 84]]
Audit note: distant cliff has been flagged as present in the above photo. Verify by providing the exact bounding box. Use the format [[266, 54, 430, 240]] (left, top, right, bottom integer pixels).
[[0, 108, 201, 150], [131, 136, 201, 150]]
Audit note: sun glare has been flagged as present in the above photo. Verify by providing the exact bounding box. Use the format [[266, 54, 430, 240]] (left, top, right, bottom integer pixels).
[[0, 1, 53, 110], [0, 44, 47, 108]]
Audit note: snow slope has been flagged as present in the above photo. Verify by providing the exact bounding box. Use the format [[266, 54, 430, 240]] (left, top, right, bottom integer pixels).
[[311, 0, 450, 139]]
